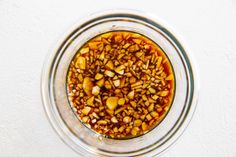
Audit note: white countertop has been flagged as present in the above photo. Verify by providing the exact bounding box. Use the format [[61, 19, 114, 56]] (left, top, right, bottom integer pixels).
[[0, 0, 236, 156]]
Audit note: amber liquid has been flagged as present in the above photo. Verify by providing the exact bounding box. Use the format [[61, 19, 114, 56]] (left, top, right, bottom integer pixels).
[[67, 31, 175, 139]]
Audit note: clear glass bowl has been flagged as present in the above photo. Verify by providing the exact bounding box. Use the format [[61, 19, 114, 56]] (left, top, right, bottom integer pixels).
[[41, 10, 199, 157]]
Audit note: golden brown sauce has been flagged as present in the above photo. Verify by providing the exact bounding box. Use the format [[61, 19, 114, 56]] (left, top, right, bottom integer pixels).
[[67, 31, 175, 138]]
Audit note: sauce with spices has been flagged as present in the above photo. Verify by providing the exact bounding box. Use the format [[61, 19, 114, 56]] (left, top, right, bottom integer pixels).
[[67, 31, 175, 138]]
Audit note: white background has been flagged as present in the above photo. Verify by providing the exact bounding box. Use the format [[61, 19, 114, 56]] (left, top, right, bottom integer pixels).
[[0, 0, 236, 156]]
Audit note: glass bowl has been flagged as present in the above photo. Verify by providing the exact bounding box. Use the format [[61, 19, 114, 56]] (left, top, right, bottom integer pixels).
[[41, 10, 199, 157]]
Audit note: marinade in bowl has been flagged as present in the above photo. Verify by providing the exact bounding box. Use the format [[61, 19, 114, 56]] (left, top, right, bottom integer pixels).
[[41, 10, 199, 157]]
